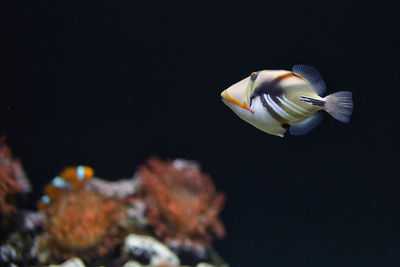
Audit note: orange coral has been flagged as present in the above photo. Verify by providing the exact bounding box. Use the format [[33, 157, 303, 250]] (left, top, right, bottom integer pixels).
[[138, 158, 226, 249], [42, 187, 125, 261], [0, 137, 24, 214]]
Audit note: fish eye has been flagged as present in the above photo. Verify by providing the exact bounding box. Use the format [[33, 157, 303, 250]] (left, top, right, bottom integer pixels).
[[250, 72, 258, 81]]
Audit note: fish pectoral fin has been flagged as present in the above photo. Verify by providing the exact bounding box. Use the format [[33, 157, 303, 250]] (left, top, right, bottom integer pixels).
[[289, 112, 323, 136], [292, 65, 326, 96]]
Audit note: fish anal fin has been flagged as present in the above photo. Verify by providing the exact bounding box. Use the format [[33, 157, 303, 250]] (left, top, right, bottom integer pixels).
[[292, 64, 326, 96], [289, 112, 323, 136]]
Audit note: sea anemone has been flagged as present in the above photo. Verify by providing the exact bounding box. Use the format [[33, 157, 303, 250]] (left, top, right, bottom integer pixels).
[[41, 187, 125, 261], [138, 158, 226, 251], [0, 137, 30, 215]]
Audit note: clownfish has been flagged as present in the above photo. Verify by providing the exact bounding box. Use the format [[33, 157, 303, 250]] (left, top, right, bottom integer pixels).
[[221, 65, 353, 137], [38, 165, 94, 210]]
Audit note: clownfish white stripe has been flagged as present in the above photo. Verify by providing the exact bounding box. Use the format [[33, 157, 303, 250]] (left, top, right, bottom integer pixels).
[[76, 165, 86, 181], [51, 176, 71, 188], [41, 195, 50, 205], [265, 94, 296, 121], [282, 94, 311, 114], [276, 96, 306, 116]]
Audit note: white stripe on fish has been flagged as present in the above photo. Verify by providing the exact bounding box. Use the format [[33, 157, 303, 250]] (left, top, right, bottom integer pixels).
[[282, 94, 311, 114], [276, 96, 306, 116], [264, 94, 296, 122]]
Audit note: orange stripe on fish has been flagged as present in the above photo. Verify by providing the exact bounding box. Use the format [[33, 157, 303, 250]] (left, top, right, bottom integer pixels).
[[224, 90, 254, 114], [273, 72, 304, 83]]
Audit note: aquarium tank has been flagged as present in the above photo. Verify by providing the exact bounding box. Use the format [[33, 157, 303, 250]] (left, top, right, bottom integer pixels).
[[1, 1, 398, 266]]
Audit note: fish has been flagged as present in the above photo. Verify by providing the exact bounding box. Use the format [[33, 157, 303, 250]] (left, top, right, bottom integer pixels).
[[220, 65, 353, 137], [38, 165, 94, 210]]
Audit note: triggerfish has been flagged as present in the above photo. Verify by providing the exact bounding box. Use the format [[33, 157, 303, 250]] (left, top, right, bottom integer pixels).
[[221, 65, 353, 137]]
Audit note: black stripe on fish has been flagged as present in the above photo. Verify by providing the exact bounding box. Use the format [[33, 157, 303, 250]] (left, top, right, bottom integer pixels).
[[259, 94, 288, 124], [251, 72, 299, 106], [252, 77, 282, 104], [299, 96, 325, 107]]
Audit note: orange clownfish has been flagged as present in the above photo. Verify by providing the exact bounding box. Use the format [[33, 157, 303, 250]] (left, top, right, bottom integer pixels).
[[38, 165, 94, 210]]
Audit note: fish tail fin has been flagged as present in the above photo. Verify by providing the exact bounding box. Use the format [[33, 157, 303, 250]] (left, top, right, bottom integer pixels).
[[324, 91, 353, 122]]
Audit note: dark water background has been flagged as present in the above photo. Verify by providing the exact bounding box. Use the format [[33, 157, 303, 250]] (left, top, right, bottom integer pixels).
[[2, 1, 399, 266]]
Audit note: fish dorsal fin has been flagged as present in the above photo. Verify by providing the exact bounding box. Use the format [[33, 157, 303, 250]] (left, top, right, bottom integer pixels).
[[289, 112, 322, 136], [292, 64, 326, 96]]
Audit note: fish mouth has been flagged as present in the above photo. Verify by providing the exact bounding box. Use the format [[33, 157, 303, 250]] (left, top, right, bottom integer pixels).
[[220, 90, 253, 113], [220, 90, 227, 102]]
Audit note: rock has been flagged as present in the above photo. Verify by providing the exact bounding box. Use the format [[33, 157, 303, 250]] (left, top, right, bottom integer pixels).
[[123, 233, 180, 267], [125, 198, 148, 228], [22, 211, 45, 232], [49, 258, 86, 267], [0, 243, 21, 263], [123, 260, 142, 267], [84, 177, 140, 199], [30, 234, 50, 264], [172, 159, 201, 170], [196, 263, 215, 267]]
